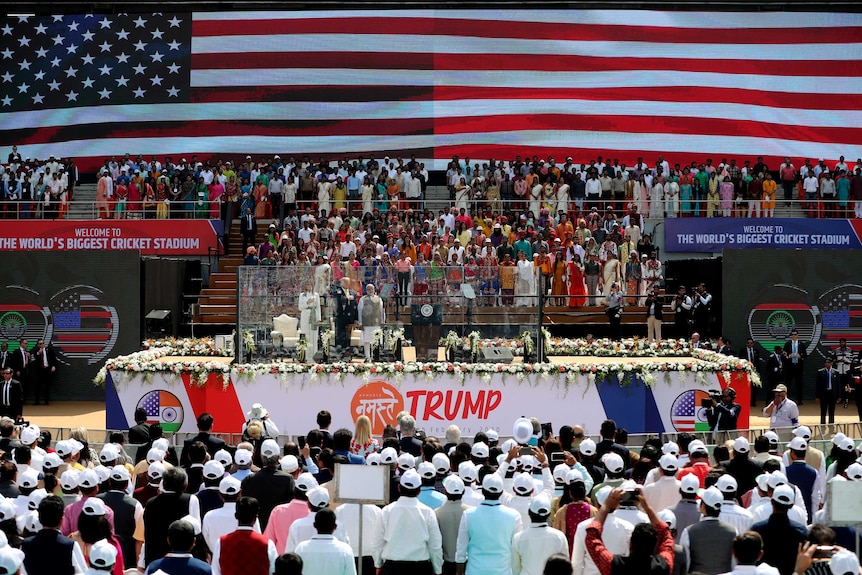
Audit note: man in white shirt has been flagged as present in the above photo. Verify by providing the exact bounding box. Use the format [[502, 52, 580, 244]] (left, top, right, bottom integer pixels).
[[570, 485, 637, 575], [642, 454, 681, 511], [715, 475, 754, 533], [335, 501, 383, 574], [455, 473, 521, 575], [285, 487, 349, 553], [511, 494, 568, 575], [295, 508, 357, 575], [376, 469, 443, 575]]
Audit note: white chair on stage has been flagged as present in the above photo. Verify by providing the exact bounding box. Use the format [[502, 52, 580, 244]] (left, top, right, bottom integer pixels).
[[271, 314, 300, 354]]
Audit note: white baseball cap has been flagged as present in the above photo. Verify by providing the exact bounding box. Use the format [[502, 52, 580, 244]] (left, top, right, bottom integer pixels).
[[89, 539, 118, 569], [27, 489, 48, 511], [95, 467, 111, 484], [732, 437, 750, 453], [657, 509, 677, 530], [603, 453, 624, 473], [82, 497, 108, 516], [295, 472, 319, 492], [458, 461, 478, 483], [793, 426, 812, 440], [20, 426, 39, 445], [481, 472, 504, 494], [789, 437, 807, 451], [0, 547, 24, 574], [837, 437, 856, 452], [755, 474, 771, 492], [529, 494, 552, 516], [60, 469, 81, 491], [471, 442, 489, 458], [716, 474, 738, 493], [234, 448, 253, 467], [579, 438, 597, 456], [0, 500, 15, 522], [42, 452, 62, 471], [17, 469, 39, 489], [831, 549, 861, 575], [218, 476, 241, 496], [772, 484, 795, 505], [659, 454, 679, 471], [380, 447, 398, 465], [279, 454, 298, 473], [400, 469, 422, 489], [152, 438, 170, 452], [699, 486, 724, 510], [397, 452, 416, 471], [513, 472, 535, 495], [565, 469, 585, 485], [553, 464, 571, 483], [595, 485, 613, 506], [486, 430, 499, 443], [662, 442, 679, 456], [146, 448, 166, 463], [763, 431, 779, 445], [77, 469, 100, 490], [260, 439, 281, 458], [432, 453, 450, 474], [99, 443, 121, 463], [417, 462, 436, 479], [307, 486, 330, 508], [110, 465, 131, 483], [833, 432, 847, 445], [203, 461, 225, 480], [845, 462, 862, 481], [366, 453, 381, 466], [680, 474, 700, 494], [688, 440, 708, 456], [55, 440, 73, 458], [147, 462, 166, 482], [767, 472, 789, 489], [214, 449, 233, 467], [443, 475, 465, 495]]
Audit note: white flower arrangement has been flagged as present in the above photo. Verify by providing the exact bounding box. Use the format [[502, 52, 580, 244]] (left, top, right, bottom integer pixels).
[[389, 328, 409, 352], [467, 331, 482, 357], [242, 330, 256, 354], [95, 338, 762, 389], [444, 330, 461, 355], [370, 329, 384, 353], [320, 329, 334, 357], [519, 331, 535, 357]]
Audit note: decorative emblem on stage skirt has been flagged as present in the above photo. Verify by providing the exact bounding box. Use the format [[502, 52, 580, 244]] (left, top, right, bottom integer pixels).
[[670, 389, 711, 432], [137, 390, 185, 433]]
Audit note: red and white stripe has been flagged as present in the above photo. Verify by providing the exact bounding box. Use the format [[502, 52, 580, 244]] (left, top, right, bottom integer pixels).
[[5, 9, 862, 173]]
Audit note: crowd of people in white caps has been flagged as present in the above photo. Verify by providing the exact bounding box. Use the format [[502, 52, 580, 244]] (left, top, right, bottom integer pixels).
[[0, 408, 860, 575]]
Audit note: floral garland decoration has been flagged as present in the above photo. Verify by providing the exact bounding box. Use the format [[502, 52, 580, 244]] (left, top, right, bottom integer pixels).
[[389, 328, 410, 352], [320, 329, 334, 358], [467, 331, 482, 357], [519, 331, 535, 357], [444, 330, 461, 355], [370, 329, 385, 353], [142, 337, 232, 357], [242, 330, 256, 354]]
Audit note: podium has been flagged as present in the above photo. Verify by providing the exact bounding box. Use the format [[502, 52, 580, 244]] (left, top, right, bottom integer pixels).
[[411, 304, 443, 360]]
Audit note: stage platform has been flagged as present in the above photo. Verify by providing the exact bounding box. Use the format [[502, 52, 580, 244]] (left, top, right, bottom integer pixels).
[[104, 343, 758, 438]]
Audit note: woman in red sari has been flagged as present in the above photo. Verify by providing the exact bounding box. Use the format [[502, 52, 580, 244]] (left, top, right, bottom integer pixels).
[[127, 177, 141, 218], [567, 253, 587, 307]]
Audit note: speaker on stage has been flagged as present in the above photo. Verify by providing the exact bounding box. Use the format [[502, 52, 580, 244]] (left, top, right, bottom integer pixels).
[[479, 347, 514, 363]]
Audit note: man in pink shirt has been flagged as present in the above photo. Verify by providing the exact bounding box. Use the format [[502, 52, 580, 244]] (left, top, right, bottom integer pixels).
[[779, 157, 798, 207], [60, 469, 115, 535], [264, 471, 317, 554]]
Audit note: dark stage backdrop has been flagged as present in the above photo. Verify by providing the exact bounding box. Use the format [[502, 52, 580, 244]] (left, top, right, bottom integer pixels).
[[723, 249, 860, 399], [0, 251, 140, 401]]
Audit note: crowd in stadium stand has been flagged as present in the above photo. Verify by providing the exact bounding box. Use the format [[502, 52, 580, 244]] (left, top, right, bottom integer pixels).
[[0, 411, 859, 575], [4, 149, 862, 221]]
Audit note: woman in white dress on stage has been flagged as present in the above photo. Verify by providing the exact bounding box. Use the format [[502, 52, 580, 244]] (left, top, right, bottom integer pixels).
[[515, 251, 536, 306], [298, 282, 321, 361]]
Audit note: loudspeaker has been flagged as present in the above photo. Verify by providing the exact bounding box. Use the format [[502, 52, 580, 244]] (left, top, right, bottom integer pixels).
[[479, 347, 514, 363]]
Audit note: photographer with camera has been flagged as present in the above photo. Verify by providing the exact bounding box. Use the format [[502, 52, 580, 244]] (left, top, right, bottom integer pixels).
[[705, 388, 742, 438], [671, 286, 692, 338]]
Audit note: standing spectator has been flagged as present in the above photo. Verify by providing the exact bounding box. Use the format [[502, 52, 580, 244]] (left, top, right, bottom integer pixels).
[[436, 476, 467, 575], [294, 508, 357, 575], [725, 531, 780, 575], [376, 469, 443, 575], [677, 441, 712, 488], [22, 495, 88, 575], [779, 157, 797, 207], [763, 385, 800, 433], [349, 415, 380, 460], [30, 338, 57, 406], [679, 487, 737, 575], [143, 468, 200, 566], [785, 438, 820, 521], [782, 329, 807, 405], [144, 519, 211, 575], [241, 439, 295, 531], [97, 466, 144, 570], [714, 475, 754, 534], [751, 485, 807, 575], [455, 473, 521, 575], [0, 368, 23, 420], [265, 473, 317, 555], [815, 358, 839, 425], [181, 413, 227, 465], [211, 497, 277, 575], [718, 437, 763, 497], [128, 408, 150, 446], [202, 477, 257, 554], [584, 488, 674, 575], [642, 455, 681, 512], [512, 494, 568, 575]]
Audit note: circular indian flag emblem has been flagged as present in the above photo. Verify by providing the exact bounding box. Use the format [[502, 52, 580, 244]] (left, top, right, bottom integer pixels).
[[136, 390, 185, 433]]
